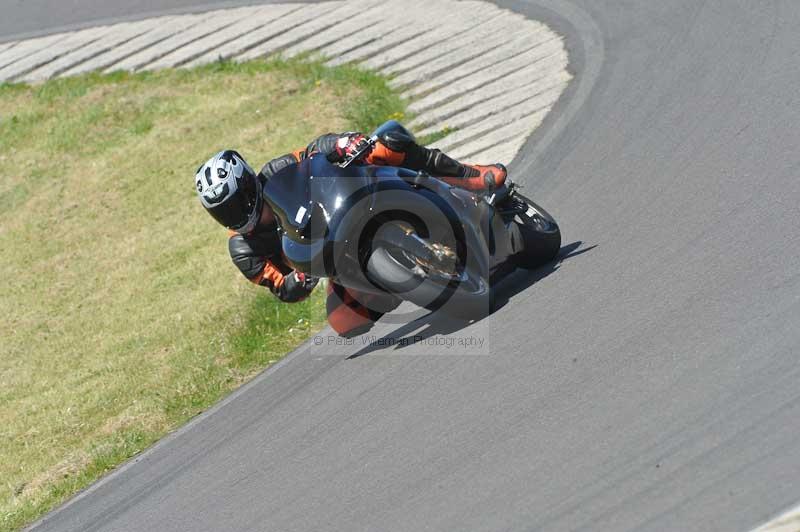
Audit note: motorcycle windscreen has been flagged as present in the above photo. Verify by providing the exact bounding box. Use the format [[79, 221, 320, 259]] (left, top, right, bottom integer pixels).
[[263, 155, 376, 240], [262, 159, 319, 241]]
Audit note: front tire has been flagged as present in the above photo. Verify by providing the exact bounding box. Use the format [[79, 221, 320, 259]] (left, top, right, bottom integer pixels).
[[365, 224, 492, 319]]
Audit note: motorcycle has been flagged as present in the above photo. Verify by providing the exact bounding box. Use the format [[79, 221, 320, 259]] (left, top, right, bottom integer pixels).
[[263, 121, 561, 318]]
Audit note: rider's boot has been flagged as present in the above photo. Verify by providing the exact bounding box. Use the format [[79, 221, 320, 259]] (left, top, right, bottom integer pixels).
[[366, 123, 507, 192], [406, 146, 507, 192], [447, 162, 508, 192]]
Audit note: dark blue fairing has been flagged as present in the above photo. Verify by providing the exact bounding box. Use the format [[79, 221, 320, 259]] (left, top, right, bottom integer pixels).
[[264, 155, 370, 239], [261, 150, 515, 288], [263, 155, 429, 278]]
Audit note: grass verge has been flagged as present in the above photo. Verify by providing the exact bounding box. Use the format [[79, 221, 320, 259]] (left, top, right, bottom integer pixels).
[[416, 126, 456, 147], [0, 58, 405, 531]]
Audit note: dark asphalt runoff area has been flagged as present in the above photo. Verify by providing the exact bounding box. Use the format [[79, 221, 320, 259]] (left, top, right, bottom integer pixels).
[[0, 0, 304, 41], [21, 0, 800, 531]]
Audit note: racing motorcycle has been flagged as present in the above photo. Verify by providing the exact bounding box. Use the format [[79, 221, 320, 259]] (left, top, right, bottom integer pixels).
[[263, 121, 561, 318]]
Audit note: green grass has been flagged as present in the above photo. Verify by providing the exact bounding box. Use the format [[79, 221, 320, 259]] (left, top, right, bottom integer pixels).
[[0, 58, 405, 532], [416, 125, 456, 147]]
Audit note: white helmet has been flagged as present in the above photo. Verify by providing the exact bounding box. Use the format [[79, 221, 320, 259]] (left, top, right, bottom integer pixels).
[[195, 150, 261, 234]]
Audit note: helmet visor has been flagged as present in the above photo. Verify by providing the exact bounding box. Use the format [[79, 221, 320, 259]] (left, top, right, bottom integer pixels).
[[207, 175, 260, 231]]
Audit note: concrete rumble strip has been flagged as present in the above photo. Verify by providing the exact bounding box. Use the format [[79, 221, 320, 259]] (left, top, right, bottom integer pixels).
[[0, 0, 569, 169], [753, 504, 800, 532]]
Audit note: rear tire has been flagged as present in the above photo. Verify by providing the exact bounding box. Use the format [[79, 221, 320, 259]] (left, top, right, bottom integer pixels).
[[512, 194, 561, 269]]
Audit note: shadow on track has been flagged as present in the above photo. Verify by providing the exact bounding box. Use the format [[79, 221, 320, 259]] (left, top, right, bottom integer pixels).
[[347, 241, 596, 358]]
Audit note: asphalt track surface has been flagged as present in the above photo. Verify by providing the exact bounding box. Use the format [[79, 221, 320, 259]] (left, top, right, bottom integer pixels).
[[21, 1, 800, 531]]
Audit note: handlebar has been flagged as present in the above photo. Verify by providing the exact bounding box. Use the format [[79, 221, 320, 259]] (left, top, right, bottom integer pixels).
[[339, 135, 378, 168], [338, 120, 408, 168]]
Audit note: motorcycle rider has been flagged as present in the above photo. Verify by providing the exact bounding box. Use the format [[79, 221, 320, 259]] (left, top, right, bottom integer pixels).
[[194, 123, 506, 337]]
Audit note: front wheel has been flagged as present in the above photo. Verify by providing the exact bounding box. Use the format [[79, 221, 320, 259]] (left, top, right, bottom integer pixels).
[[511, 192, 561, 269], [365, 223, 493, 319]]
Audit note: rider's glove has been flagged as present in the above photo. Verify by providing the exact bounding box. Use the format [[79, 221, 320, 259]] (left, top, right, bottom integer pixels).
[[327, 133, 372, 163], [281, 271, 319, 302]]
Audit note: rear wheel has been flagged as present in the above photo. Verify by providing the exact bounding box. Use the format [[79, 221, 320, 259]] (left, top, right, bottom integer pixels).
[[510, 192, 561, 269], [365, 222, 492, 319]]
